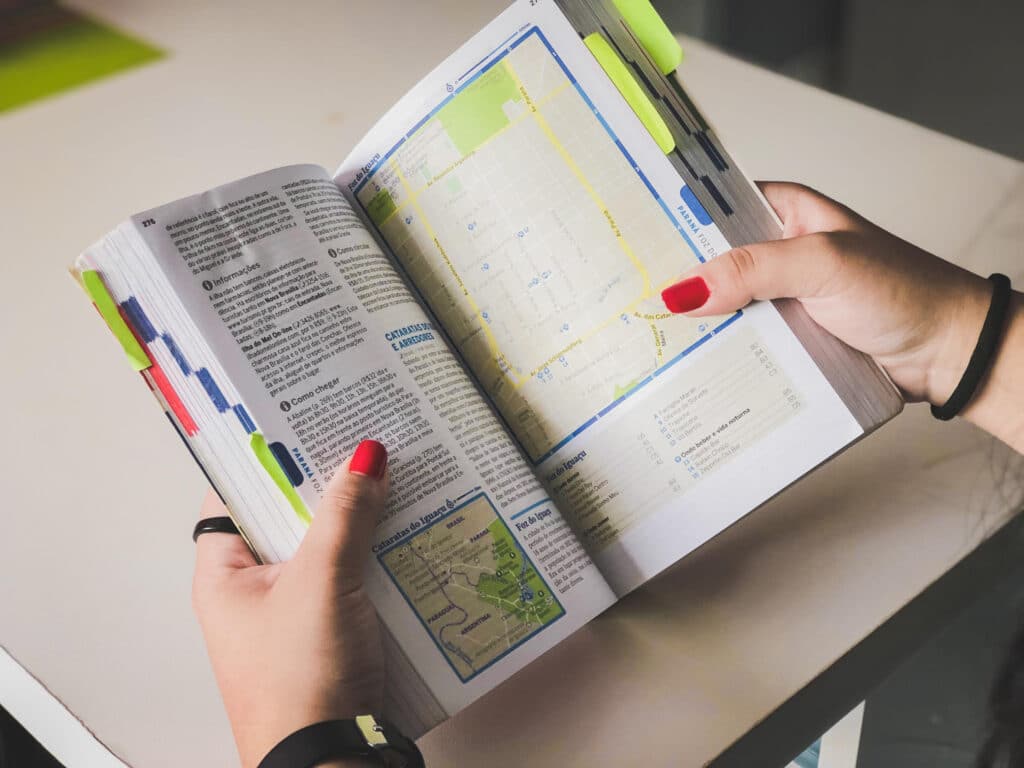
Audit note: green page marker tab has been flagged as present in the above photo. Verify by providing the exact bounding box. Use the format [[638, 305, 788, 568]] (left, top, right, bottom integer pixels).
[[251, 433, 311, 526], [583, 33, 675, 154], [81, 270, 151, 371], [611, 0, 684, 75]]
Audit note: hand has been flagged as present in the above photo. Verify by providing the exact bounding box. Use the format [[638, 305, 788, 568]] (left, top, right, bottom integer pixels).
[[661, 182, 1024, 449], [192, 440, 389, 768]]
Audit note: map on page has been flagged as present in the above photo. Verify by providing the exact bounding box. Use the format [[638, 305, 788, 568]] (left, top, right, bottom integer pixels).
[[355, 27, 737, 462], [378, 493, 564, 682]]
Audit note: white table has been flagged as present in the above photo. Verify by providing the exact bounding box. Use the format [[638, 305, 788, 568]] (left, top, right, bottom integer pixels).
[[1, 2, 1021, 766]]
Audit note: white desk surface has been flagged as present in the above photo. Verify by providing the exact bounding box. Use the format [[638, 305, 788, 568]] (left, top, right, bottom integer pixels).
[[1, 2, 1022, 766]]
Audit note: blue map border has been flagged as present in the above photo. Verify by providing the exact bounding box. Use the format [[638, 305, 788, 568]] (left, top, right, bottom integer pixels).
[[377, 492, 566, 683], [354, 25, 742, 466]]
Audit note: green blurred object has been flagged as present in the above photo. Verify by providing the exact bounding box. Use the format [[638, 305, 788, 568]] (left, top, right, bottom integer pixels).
[[0, 7, 163, 113]]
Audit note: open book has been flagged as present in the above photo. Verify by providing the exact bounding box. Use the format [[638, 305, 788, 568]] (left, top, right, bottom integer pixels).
[[73, 0, 902, 738]]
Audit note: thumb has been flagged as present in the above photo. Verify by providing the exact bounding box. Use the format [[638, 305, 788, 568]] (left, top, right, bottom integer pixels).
[[661, 232, 843, 317], [294, 440, 389, 590]]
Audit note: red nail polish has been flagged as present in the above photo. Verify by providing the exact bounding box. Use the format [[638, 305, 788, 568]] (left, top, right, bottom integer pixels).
[[661, 276, 710, 313], [349, 440, 387, 478]]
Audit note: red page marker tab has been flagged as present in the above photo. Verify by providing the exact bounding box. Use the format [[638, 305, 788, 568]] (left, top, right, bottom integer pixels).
[[149, 362, 198, 436], [112, 298, 199, 437]]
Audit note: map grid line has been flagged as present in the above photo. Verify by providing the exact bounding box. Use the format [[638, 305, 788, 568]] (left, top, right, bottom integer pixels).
[[353, 26, 743, 466]]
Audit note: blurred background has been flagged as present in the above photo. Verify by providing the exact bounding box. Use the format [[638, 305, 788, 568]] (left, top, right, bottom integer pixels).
[[653, 0, 1024, 161]]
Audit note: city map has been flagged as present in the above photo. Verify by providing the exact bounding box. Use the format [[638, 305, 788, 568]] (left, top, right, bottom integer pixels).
[[357, 28, 731, 462], [378, 494, 564, 681]]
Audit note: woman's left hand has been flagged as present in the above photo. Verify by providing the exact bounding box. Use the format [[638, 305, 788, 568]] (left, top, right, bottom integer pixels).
[[192, 440, 389, 768]]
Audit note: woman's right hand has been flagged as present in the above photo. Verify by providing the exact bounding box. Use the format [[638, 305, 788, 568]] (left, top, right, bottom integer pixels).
[[660, 182, 1023, 450]]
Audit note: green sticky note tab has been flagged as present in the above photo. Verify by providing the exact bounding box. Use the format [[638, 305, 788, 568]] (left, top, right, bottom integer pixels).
[[611, 0, 684, 75], [250, 433, 312, 526], [583, 33, 675, 154], [0, 10, 164, 114], [81, 270, 151, 371]]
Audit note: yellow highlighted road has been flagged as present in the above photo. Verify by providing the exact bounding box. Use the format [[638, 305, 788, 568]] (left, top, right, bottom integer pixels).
[[503, 59, 652, 298], [380, 51, 668, 398], [390, 160, 520, 385]]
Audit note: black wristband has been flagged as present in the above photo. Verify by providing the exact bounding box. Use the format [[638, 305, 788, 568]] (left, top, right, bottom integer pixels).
[[931, 273, 1013, 421], [257, 717, 424, 768], [192, 516, 239, 542]]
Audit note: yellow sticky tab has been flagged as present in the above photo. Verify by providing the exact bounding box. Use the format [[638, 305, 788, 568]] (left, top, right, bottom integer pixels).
[[611, 0, 684, 75], [583, 33, 675, 154], [81, 270, 151, 371], [250, 433, 312, 526]]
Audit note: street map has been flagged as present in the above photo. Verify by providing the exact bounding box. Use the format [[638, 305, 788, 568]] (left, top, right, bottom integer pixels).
[[357, 29, 726, 462]]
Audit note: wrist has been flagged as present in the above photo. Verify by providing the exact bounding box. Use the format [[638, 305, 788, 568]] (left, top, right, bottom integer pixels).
[[924, 272, 1024, 449], [230, 683, 384, 768], [249, 716, 421, 768], [960, 292, 1024, 449], [923, 272, 993, 407]]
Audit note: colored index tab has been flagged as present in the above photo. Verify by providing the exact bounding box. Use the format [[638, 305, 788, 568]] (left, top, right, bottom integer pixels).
[[583, 32, 675, 154], [680, 184, 713, 225], [611, 0, 684, 75], [250, 432, 311, 526], [81, 270, 151, 371]]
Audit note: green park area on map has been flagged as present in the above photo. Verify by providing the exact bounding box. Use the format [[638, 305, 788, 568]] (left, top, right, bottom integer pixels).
[[436, 62, 523, 156], [366, 187, 397, 226]]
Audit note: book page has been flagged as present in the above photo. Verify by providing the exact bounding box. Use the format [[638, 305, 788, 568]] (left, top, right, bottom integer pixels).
[[112, 164, 615, 727], [336, 0, 863, 595]]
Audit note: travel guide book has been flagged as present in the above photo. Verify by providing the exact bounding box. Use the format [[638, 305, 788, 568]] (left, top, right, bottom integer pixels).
[[72, 0, 902, 737]]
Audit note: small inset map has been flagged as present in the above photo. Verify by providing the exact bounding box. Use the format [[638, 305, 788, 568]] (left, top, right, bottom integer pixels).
[[378, 494, 564, 682]]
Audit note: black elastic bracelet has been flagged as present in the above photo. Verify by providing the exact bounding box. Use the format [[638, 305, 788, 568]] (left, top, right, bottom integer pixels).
[[191, 516, 239, 542], [258, 717, 424, 768], [931, 273, 1013, 421]]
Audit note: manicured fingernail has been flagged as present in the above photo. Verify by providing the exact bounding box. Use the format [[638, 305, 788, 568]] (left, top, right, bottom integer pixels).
[[349, 440, 387, 478], [661, 276, 710, 313]]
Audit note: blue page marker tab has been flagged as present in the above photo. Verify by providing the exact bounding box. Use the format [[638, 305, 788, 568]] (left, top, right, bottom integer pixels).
[[680, 185, 712, 225], [700, 175, 733, 216], [233, 404, 256, 434], [120, 297, 157, 343], [196, 368, 229, 412], [161, 333, 191, 375], [268, 441, 304, 487]]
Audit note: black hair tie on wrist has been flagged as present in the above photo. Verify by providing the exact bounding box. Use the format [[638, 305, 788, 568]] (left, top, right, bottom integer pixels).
[[192, 516, 240, 542], [931, 273, 1013, 421]]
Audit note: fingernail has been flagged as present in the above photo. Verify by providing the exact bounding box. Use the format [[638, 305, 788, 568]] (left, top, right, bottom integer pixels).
[[349, 440, 387, 478], [661, 276, 710, 313]]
